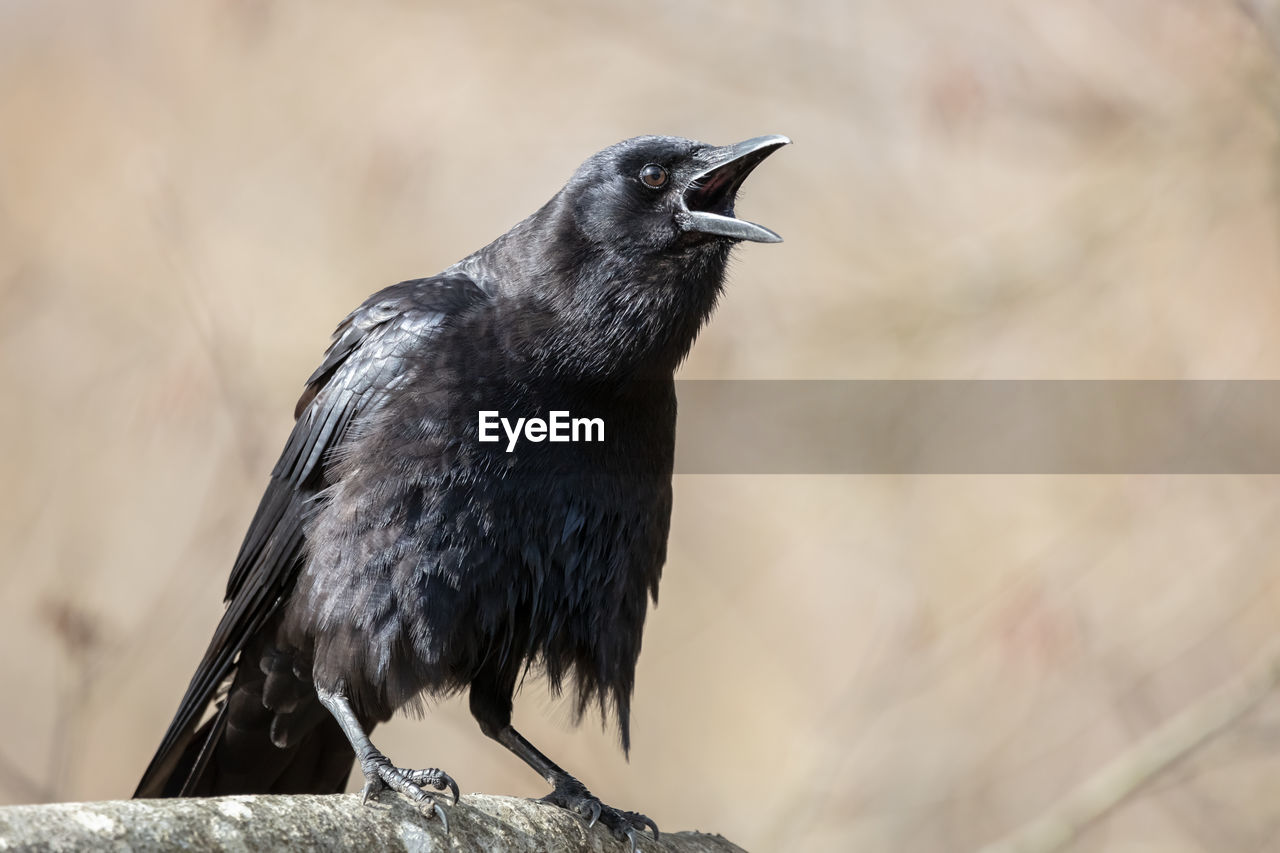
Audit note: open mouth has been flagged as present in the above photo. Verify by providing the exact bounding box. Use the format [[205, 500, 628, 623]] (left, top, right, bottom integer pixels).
[[684, 165, 750, 219], [680, 135, 790, 243]]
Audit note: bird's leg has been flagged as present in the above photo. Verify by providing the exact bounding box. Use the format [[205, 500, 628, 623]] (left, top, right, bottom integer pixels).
[[315, 687, 459, 826], [495, 725, 659, 852]]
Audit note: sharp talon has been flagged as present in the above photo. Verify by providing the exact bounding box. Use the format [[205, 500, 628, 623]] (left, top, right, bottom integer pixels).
[[433, 801, 449, 834], [404, 769, 459, 805], [540, 780, 652, 846], [361, 782, 375, 805], [444, 774, 460, 806]]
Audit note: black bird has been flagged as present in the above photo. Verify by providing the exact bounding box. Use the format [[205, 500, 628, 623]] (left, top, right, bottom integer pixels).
[[135, 133, 789, 845]]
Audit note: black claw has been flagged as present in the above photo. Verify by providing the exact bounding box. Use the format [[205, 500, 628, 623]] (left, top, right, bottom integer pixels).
[[443, 774, 460, 806], [432, 801, 449, 834], [406, 769, 460, 806], [540, 780, 655, 848]]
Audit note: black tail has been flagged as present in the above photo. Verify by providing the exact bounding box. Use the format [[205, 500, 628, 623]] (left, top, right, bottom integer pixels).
[[135, 634, 358, 798]]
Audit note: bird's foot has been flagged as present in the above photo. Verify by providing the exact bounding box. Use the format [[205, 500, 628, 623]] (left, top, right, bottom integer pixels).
[[358, 753, 459, 830], [541, 779, 659, 852]]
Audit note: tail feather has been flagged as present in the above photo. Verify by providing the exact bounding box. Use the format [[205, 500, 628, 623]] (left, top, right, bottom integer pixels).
[[135, 639, 358, 798]]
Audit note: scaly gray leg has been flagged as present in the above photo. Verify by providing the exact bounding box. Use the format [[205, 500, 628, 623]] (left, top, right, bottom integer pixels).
[[315, 687, 458, 829], [496, 725, 659, 853]]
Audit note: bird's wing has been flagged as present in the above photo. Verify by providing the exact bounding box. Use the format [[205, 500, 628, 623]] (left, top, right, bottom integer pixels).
[[136, 273, 487, 796]]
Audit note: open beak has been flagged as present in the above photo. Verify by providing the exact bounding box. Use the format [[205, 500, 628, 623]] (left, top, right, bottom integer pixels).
[[680, 134, 790, 243]]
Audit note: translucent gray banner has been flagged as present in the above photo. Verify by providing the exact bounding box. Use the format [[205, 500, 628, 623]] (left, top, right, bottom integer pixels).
[[672, 381, 1280, 473]]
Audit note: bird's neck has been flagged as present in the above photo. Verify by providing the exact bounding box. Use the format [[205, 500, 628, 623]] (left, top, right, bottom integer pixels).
[[470, 214, 730, 383]]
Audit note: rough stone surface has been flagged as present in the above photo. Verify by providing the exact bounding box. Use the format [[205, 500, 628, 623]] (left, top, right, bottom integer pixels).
[[0, 793, 747, 853]]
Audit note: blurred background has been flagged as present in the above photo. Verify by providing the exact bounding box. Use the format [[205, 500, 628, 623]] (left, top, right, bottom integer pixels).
[[4, 1, 1280, 850]]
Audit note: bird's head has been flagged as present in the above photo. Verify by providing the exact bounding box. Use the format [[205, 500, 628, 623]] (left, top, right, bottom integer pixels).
[[562, 134, 790, 254], [489, 134, 789, 380]]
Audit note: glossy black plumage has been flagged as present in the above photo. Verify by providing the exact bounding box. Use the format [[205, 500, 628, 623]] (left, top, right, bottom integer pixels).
[[135, 134, 787, 842]]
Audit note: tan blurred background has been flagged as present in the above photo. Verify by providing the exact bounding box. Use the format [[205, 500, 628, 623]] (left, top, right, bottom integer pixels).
[[4, 1, 1280, 850]]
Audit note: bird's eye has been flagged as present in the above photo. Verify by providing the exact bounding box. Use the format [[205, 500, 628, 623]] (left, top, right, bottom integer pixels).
[[638, 164, 668, 189]]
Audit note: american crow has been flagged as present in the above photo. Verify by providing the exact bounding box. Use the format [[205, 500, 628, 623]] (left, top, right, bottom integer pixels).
[[135, 134, 789, 846]]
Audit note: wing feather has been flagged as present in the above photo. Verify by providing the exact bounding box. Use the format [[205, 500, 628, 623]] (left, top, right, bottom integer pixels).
[[135, 274, 486, 796]]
